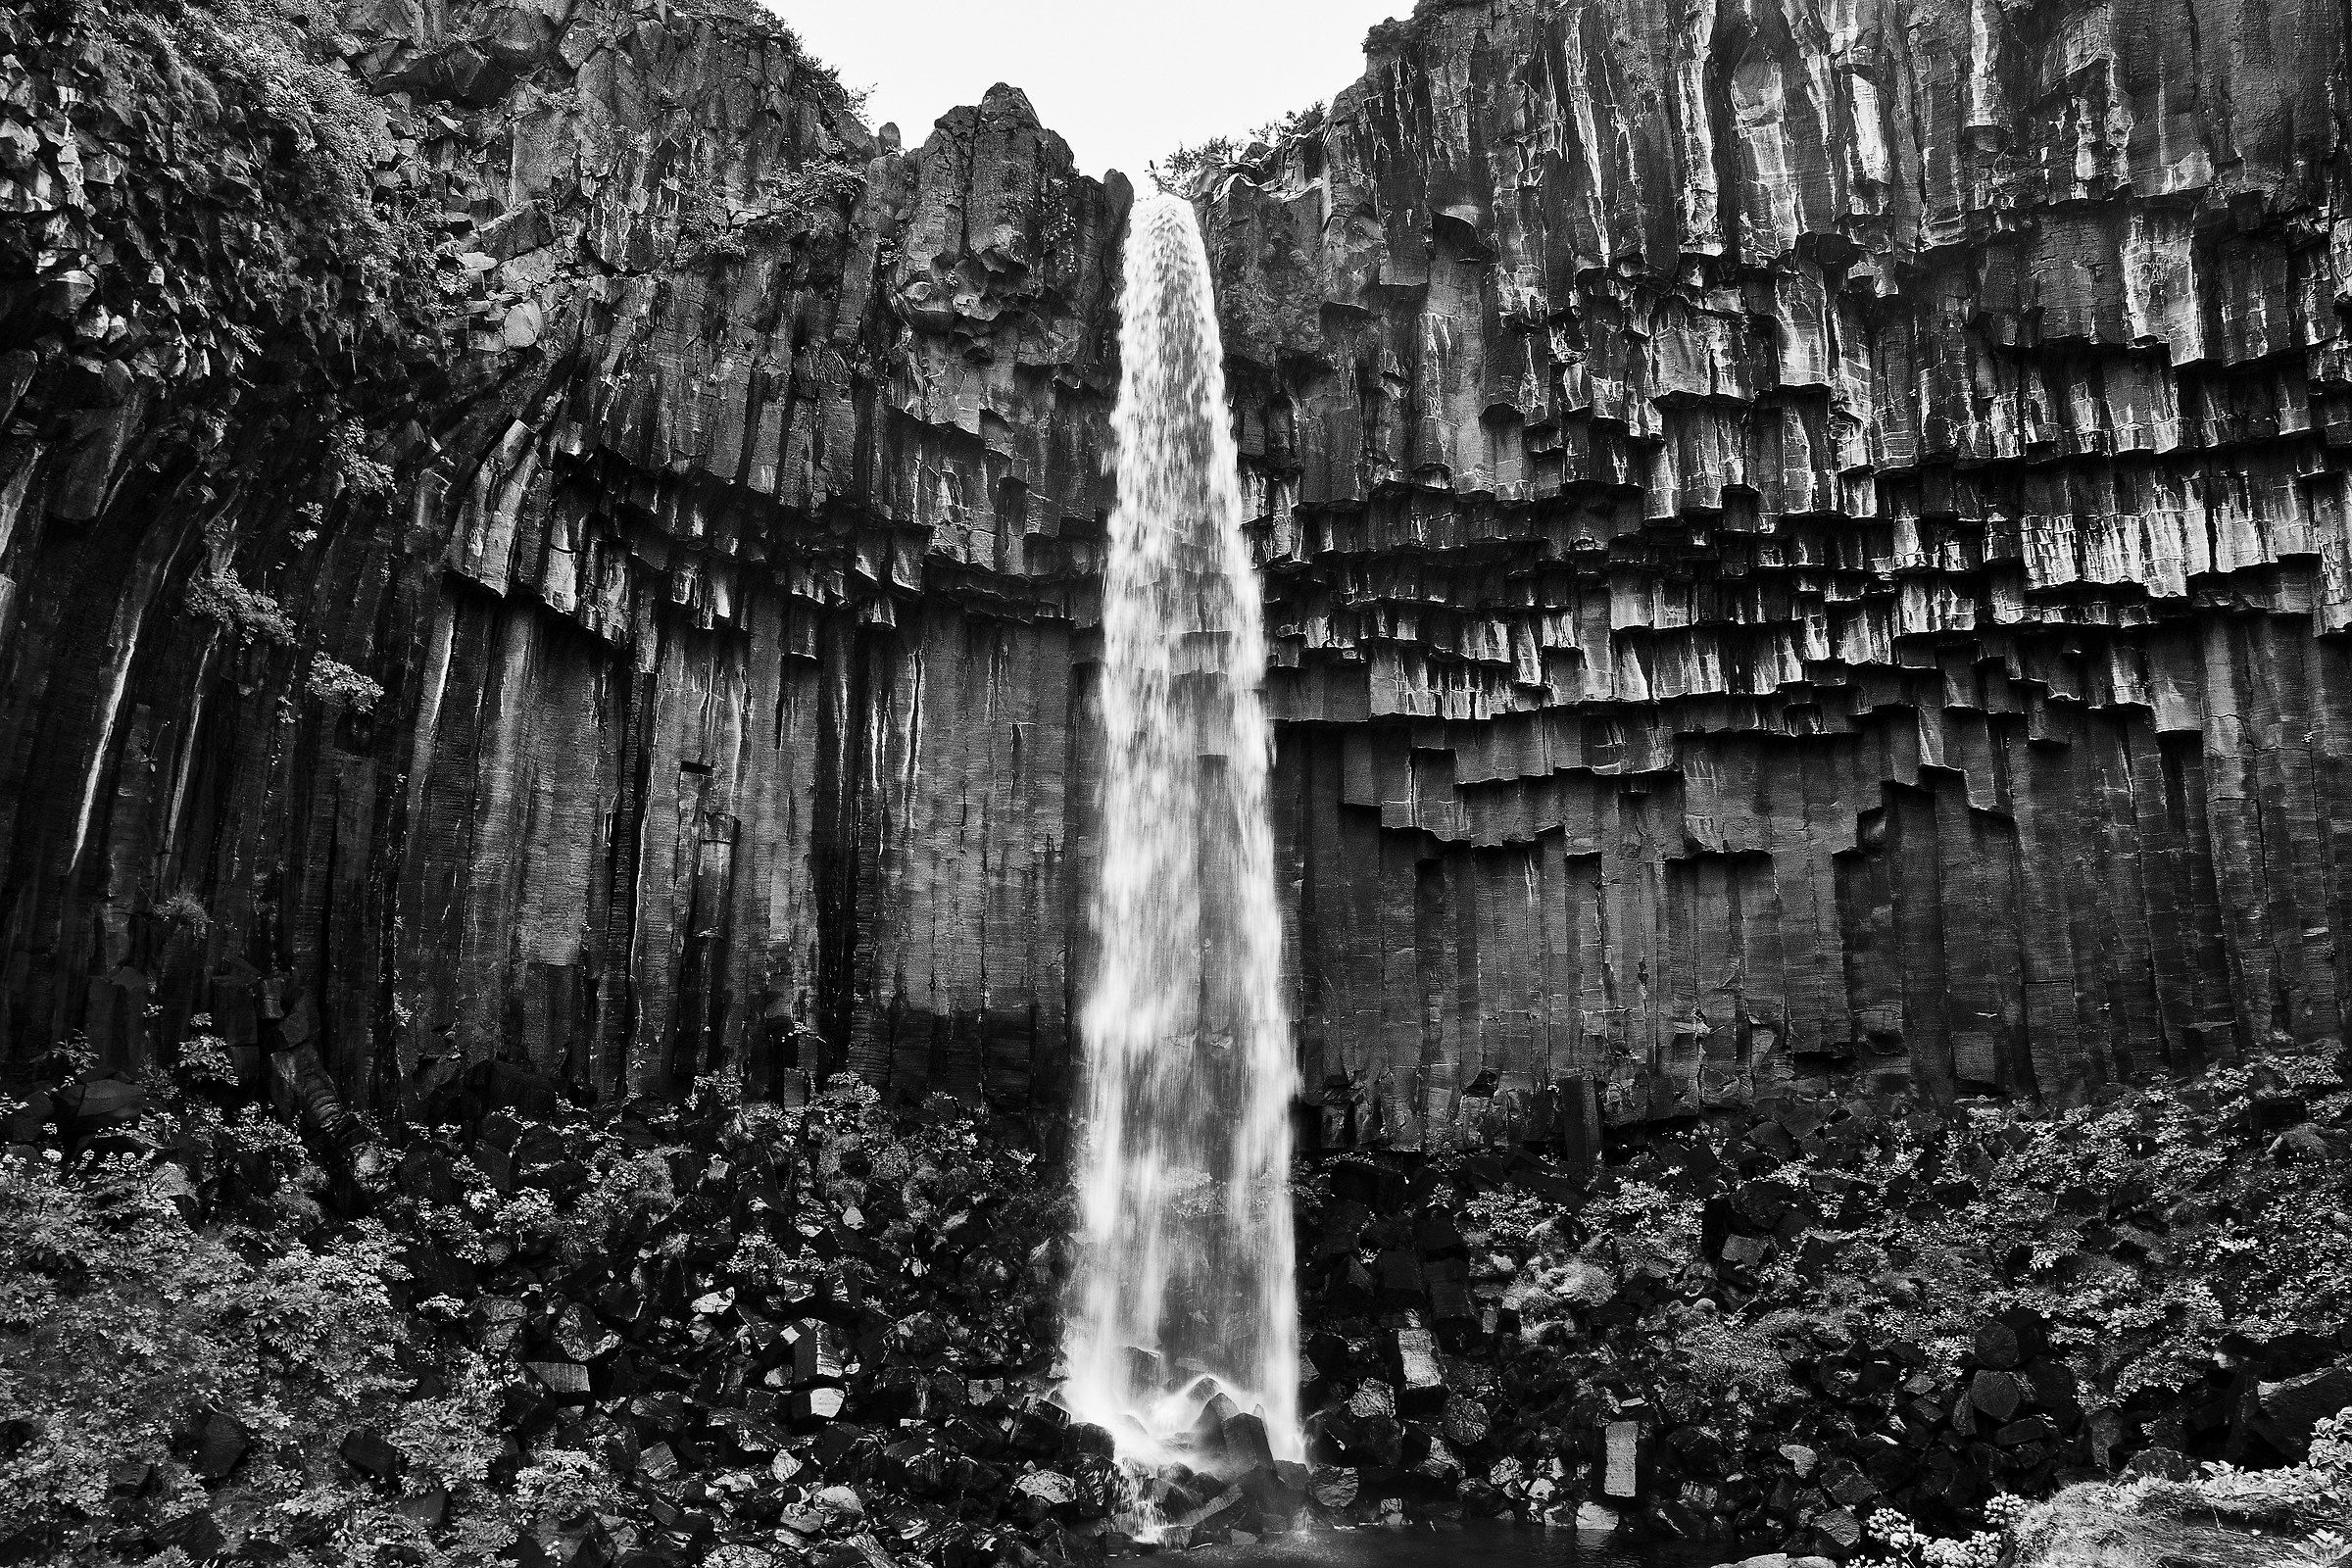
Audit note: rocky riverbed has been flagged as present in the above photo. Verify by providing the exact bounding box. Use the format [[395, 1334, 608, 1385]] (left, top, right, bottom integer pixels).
[[6, 1032, 2350, 1566]]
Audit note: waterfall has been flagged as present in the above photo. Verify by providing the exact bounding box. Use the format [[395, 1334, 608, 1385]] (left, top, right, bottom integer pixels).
[[1060, 193, 1301, 1470]]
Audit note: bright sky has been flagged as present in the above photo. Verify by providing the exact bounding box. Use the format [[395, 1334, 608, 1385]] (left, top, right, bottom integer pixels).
[[767, 0, 1411, 184]]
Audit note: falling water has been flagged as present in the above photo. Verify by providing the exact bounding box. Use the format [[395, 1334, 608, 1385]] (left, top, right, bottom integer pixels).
[[1061, 193, 1301, 1471]]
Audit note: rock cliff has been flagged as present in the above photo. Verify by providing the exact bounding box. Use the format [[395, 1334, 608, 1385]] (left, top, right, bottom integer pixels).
[[1214, 0, 2352, 1136], [1, 0, 2347, 1137], [0, 0, 1127, 1112]]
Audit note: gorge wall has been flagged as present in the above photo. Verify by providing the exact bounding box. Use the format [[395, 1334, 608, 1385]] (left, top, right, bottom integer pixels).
[[0, 0, 1129, 1115], [0, 0, 2347, 1142], [1216, 0, 2352, 1135]]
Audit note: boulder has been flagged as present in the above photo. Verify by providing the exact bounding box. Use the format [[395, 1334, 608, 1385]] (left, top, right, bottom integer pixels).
[[1411, 1435, 1462, 1486], [1810, 1507, 1864, 1555], [1412, 1210, 1467, 1257], [1721, 1234, 1772, 1269], [147, 1508, 224, 1560], [2248, 1363, 2352, 1457], [524, 1361, 590, 1400], [814, 1484, 865, 1518], [338, 1428, 405, 1482], [1221, 1409, 1277, 1473], [193, 1410, 250, 1482], [552, 1302, 618, 1362], [1308, 1466, 1359, 1509], [1602, 1420, 1640, 1498], [1439, 1395, 1490, 1448], [1011, 1469, 1076, 1521], [1377, 1250, 1425, 1302], [1970, 1369, 2026, 1422], [60, 1078, 148, 1135], [1972, 1321, 2023, 1370], [2123, 1446, 2195, 1482], [1346, 1413, 1404, 1467], [1393, 1329, 1446, 1411]]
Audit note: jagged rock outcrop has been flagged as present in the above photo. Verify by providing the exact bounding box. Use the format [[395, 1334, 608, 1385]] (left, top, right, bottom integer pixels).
[[2, 0, 2348, 1136]]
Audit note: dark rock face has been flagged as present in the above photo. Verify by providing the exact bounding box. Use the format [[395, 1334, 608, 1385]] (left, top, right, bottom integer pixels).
[[0, 0, 1125, 1106], [2, 0, 2349, 1124], [1211, 0, 2352, 1133]]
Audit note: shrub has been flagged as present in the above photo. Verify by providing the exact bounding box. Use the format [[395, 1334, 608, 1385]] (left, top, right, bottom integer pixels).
[[172, 1024, 237, 1089], [325, 422, 393, 500], [155, 887, 210, 932], [1673, 1309, 1793, 1396], [1152, 102, 1327, 193], [738, 155, 869, 249], [1461, 1187, 1558, 1254], [0, 1138, 406, 1553], [305, 655, 383, 713], [107, 0, 402, 280], [186, 568, 296, 645]]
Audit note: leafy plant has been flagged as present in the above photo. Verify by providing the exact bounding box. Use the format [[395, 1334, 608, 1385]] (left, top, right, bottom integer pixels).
[[1855, 1496, 2034, 1568], [156, 888, 211, 933], [186, 567, 297, 645], [1152, 102, 1327, 192], [0, 1136, 406, 1551], [305, 655, 384, 713], [325, 421, 393, 500]]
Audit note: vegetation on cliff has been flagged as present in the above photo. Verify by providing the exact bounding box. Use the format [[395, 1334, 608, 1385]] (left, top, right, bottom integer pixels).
[[2, 0, 430, 449], [1148, 104, 1324, 195]]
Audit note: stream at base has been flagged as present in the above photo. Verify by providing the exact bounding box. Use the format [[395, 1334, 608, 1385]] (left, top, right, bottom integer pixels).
[[1188, 1523, 1727, 1568]]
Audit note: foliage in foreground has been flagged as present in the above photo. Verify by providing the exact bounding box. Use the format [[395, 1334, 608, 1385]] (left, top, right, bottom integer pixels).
[[0, 1062, 1066, 1568], [0, 1047, 409, 1565], [1269, 1034, 2352, 1555], [7, 1025, 2351, 1567], [1547, 1039, 2352, 1453], [1854, 1411, 2352, 1567]]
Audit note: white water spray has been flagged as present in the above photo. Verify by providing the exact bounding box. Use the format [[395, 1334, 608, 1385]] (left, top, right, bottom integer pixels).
[[1061, 194, 1300, 1471]]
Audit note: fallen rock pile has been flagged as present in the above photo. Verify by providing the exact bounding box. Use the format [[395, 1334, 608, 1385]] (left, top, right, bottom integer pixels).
[[7, 1036, 2348, 1567], [1283, 1038, 2352, 1557], [377, 1072, 1103, 1568]]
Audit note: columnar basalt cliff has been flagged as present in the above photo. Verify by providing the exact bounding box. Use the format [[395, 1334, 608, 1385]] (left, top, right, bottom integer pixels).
[[0, 0, 1129, 1112], [1, 0, 2348, 1139], [1209, 0, 2352, 1139]]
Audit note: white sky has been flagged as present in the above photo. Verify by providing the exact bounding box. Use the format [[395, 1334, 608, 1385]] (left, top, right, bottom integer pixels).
[[767, 0, 1412, 184]]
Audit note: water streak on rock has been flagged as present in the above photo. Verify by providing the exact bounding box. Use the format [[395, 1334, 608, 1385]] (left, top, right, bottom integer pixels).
[[1062, 194, 1300, 1468]]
